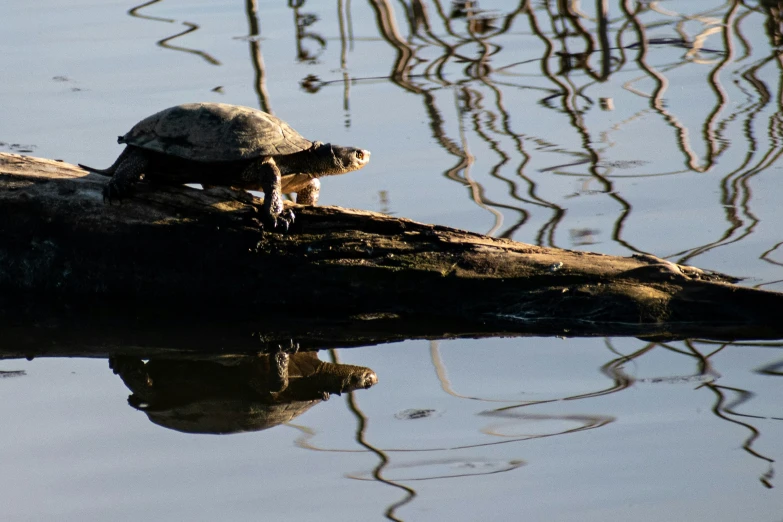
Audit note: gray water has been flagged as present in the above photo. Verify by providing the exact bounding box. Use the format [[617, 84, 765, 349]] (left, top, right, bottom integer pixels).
[[3, 1, 783, 520]]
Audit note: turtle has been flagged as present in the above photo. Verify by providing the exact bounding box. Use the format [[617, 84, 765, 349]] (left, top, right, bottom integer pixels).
[[109, 349, 378, 435], [79, 102, 371, 230]]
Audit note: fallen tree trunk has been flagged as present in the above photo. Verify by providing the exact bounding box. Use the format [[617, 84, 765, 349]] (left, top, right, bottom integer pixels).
[[2, 151, 783, 355]]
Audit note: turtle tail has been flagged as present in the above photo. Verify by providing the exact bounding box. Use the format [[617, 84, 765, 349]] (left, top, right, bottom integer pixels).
[[78, 163, 115, 176], [78, 146, 132, 177]]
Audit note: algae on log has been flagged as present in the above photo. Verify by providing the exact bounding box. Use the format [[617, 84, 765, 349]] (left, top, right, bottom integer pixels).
[[2, 151, 783, 352]]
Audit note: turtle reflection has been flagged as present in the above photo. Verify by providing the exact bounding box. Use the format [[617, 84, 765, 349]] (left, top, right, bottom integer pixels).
[[109, 351, 377, 435]]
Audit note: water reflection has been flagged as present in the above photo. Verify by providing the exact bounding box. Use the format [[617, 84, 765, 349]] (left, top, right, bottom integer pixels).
[[426, 336, 783, 491], [114, 0, 783, 268], [0, 369, 26, 378], [110, 351, 377, 435], [5, 332, 783, 518], [243, 0, 274, 113], [342, 353, 417, 522], [696, 340, 783, 489], [288, 0, 782, 264], [290, 0, 327, 63], [128, 0, 221, 65], [429, 340, 616, 440]]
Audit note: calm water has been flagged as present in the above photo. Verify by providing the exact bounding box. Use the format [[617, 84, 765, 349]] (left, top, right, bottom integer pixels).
[[3, 0, 783, 520]]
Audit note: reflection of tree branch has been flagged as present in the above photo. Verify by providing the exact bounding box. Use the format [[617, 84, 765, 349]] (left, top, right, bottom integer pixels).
[[467, 92, 529, 236], [127, 0, 221, 66], [551, 0, 596, 78], [430, 337, 647, 406], [370, 1, 552, 238], [289, 0, 326, 63], [347, 383, 416, 520], [530, 4, 643, 252], [596, 0, 612, 79], [673, 49, 783, 264], [677, 340, 779, 488], [337, 0, 353, 126], [637, 339, 778, 488], [481, 80, 565, 240], [479, 410, 614, 440], [758, 241, 783, 288], [470, 9, 571, 239], [453, 88, 504, 233], [367, 0, 418, 92], [698, 3, 740, 170], [244, 0, 273, 113], [331, 349, 416, 521], [700, 381, 776, 488], [621, 0, 712, 174], [363, 0, 783, 264]]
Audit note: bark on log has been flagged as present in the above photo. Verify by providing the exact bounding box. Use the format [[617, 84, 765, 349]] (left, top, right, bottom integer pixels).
[[2, 151, 783, 358]]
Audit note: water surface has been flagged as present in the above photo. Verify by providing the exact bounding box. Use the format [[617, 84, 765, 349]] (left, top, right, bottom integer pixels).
[[3, 1, 783, 520]]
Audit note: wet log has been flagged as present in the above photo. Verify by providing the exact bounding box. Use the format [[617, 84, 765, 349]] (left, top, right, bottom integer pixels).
[[2, 151, 783, 357]]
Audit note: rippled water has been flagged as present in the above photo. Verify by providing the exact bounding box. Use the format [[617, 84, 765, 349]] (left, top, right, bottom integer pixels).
[[3, 1, 783, 520]]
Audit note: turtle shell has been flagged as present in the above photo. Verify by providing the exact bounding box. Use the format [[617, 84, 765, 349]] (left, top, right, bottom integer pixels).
[[118, 102, 313, 162], [140, 398, 319, 435]]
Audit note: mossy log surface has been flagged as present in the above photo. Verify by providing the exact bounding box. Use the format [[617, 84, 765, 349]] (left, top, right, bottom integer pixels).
[[1, 152, 783, 358]]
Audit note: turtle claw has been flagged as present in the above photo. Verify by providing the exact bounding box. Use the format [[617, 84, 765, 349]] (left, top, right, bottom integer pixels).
[[264, 209, 296, 233], [278, 340, 299, 354], [275, 219, 290, 233], [277, 209, 296, 232]]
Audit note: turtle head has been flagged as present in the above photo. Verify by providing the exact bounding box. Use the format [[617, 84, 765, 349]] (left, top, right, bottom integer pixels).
[[304, 363, 378, 396], [310, 141, 371, 175], [333, 366, 379, 395]]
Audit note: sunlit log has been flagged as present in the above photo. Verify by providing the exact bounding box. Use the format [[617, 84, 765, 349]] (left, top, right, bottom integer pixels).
[[2, 151, 783, 358]]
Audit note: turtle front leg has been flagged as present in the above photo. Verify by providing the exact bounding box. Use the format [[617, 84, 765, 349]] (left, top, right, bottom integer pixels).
[[267, 341, 299, 393], [104, 147, 150, 203], [242, 158, 294, 232]]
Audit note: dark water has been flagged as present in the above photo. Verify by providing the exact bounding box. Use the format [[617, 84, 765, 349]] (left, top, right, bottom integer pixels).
[[4, 1, 783, 520]]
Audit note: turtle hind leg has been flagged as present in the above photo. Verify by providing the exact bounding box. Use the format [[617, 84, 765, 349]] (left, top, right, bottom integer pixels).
[[103, 148, 150, 203], [294, 178, 320, 205]]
